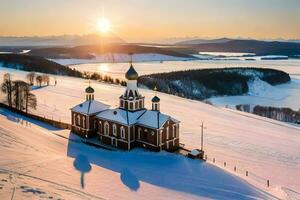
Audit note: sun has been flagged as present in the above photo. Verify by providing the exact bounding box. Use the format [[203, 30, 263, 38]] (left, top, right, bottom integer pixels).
[[97, 18, 111, 33]]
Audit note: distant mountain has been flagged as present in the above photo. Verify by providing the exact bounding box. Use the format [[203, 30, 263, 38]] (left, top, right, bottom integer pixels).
[[176, 38, 232, 45], [0, 34, 125, 47], [27, 44, 195, 59], [176, 39, 300, 56]]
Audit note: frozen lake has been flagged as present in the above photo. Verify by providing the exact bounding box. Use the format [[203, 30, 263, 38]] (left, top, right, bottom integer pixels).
[[69, 59, 300, 80]]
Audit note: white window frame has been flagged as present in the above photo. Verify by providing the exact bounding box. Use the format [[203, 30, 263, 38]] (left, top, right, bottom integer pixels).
[[113, 124, 117, 136], [82, 116, 86, 128], [172, 124, 176, 138], [121, 126, 125, 139], [166, 126, 169, 140], [104, 122, 109, 136], [99, 121, 102, 133]]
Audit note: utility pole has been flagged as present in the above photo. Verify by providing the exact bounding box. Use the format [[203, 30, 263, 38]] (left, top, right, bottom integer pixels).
[[200, 122, 206, 151]]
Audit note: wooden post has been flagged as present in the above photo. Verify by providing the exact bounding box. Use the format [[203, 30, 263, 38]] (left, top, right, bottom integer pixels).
[[234, 166, 236, 172], [246, 171, 248, 176], [267, 180, 270, 187], [213, 158, 215, 163], [200, 122, 206, 151], [224, 162, 226, 167]]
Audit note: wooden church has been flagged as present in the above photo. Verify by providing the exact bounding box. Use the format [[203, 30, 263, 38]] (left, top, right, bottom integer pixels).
[[71, 63, 180, 151]]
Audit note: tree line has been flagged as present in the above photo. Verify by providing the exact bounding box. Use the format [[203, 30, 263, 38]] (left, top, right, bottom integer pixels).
[[83, 72, 127, 86], [1, 72, 52, 113]]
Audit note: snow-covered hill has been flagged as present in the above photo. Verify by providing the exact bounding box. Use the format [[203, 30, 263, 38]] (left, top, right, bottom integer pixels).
[[0, 108, 276, 200], [0, 67, 300, 199]]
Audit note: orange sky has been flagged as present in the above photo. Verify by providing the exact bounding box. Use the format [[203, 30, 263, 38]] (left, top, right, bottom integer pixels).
[[1, 0, 300, 42]]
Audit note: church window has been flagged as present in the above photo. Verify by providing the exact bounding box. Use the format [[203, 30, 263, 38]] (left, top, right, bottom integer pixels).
[[104, 122, 109, 136], [166, 126, 169, 140], [121, 127, 125, 139], [76, 115, 80, 126], [130, 102, 133, 110], [113, 124, 117, 136], [99, 121, 102, 133]]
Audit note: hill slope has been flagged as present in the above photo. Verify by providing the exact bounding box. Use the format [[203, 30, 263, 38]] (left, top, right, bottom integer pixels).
[[0, 68, 299, 199], [0, 108, 276, 200]]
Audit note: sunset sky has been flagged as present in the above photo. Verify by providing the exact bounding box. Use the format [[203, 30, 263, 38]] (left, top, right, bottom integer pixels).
[[1, 0, 300, 42]]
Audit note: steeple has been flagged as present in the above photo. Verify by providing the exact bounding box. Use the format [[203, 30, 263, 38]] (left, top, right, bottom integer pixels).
[[152, 86, 160, 111], [119, 55, 145, 111], [85, 80, 95, 101]]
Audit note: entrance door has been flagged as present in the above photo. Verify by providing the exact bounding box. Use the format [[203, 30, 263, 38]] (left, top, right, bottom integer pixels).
[[111, 138, 117, 147]]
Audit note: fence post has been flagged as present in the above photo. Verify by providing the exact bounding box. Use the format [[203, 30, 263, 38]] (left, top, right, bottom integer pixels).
[[224, 162, 226, 167], [234, 166, 236, 172], [246, 171, 248, 176], [213, 158, 215, 163], [267, 180, 270, 187]]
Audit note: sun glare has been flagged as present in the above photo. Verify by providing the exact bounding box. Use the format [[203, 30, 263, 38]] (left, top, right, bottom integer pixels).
[[97, 18, 111, 33]]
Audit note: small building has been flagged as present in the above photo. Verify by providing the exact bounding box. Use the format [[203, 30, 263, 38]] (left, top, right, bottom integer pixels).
[[71, 86, 110, 138], [70, 63, 180, 151]]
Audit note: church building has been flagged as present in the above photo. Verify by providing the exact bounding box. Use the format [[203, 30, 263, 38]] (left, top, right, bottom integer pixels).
[[71, 63, 180, 151]]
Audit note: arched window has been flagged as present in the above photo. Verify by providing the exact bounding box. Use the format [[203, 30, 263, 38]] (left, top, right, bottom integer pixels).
[[104, 122, 109, 136], [130, 102, 133, 110], [139, 100, 142, 109], [82, 117, 85, 128], [120, 126, 125, 139], [113, 124, 117, 136], [172, 124, 176, 138], [135, 101, 138, 109], [99, 121, 102, 133], [120, 100, 124, 108], [76, 115, 80, 126], [138, 127, 141, 139], [125, 101, 128, 109]]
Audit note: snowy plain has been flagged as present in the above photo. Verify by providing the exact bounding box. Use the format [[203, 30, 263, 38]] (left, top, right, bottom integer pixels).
[[0, 67, 300, 199]]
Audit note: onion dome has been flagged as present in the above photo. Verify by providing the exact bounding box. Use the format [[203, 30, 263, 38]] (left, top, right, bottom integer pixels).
[[152, 96, 160, 103], [85, 86, 94, 93], [125, 64, 139, 80]]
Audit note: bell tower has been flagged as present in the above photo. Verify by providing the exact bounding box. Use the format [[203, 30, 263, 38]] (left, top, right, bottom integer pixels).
[[119, 55, 145, 111], [152, 87, 160, 111], [85, 80, 95, 101]]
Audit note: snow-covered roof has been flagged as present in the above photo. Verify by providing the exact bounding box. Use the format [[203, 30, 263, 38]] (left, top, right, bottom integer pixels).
[[96, 108, 180, 129], [189, 149, 201, 156], [71, 100, 110, 115], [136, 110, 174, 129], [96, 108, 146, 126]]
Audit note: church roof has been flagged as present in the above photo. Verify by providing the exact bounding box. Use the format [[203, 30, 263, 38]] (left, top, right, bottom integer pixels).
[[136, 110, 179, 129], [125, 64, 139, 80], [85, 86, 94, 93], [152, 96, 160, 102], [96, 108, 146, 126], [71, 100, 110, 115], [96, 108, 180, 129]]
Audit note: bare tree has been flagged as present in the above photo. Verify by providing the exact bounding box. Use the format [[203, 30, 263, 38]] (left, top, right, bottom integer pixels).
[[24, 86, 37, 113], [26, 72, 35, 85], [1, 73, 13, 107], [42, 74, 50, 86], [36, 75, 43, 87], [13, 80, 28, 110]]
